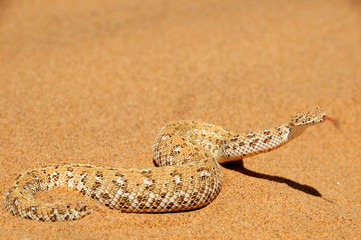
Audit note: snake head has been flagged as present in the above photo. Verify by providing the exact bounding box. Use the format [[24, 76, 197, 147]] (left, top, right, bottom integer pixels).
[[288, 107, 326, 126]]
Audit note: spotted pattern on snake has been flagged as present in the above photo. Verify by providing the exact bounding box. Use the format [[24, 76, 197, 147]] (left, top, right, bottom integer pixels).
[[4, 107, 327, 221]]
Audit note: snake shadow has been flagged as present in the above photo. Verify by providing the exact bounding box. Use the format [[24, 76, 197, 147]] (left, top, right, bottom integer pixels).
[[222, 160, 322, 197]]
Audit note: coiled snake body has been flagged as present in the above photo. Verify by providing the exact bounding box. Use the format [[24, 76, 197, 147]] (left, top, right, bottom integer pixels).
[[4, 107, 327, 221]]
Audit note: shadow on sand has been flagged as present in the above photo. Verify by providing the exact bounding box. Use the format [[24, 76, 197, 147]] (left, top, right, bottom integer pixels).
[[222, 160, 322, 197]]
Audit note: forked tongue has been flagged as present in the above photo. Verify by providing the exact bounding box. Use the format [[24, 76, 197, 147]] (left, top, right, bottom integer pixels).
[[323, 116, 339, 128]]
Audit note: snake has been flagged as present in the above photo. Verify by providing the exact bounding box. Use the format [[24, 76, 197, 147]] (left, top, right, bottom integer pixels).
[[4, 107, 329, 221]]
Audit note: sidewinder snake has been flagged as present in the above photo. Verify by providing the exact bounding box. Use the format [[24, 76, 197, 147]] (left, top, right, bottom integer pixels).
[[4, 107, 330, 221]]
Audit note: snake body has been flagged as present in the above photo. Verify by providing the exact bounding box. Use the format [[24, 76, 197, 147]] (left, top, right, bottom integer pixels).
[[4, 107, 327, 221]]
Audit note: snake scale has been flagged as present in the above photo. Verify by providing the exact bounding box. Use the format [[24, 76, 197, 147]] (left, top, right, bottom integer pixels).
[[4, 107, 328, 221]]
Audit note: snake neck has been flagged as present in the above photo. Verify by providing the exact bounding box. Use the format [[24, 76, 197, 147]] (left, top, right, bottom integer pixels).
[[287, 124, 308, 141], [217, 123, 308, 163]]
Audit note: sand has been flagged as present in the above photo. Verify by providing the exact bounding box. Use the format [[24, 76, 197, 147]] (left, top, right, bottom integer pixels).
[[0, 0, 360, 239]]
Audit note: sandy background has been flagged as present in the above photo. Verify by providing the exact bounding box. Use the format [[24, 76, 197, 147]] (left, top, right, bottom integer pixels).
[[1, 0, 360, 239]]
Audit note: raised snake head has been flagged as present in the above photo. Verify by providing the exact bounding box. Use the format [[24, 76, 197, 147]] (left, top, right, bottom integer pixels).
[[288, 107, 326, 127]]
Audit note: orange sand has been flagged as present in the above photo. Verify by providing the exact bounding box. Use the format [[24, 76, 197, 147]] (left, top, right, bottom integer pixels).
[[1, 0, 360, 239]]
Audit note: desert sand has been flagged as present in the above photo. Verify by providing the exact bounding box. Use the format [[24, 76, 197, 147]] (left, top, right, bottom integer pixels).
[[0, 0, 360, 239]]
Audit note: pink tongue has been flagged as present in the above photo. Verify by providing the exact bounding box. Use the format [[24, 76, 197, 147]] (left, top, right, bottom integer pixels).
[[323, 115, 333, 122], [323, 116, 338, 128]]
